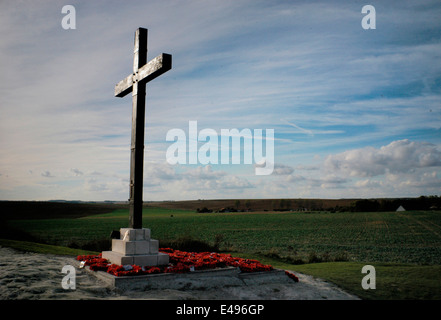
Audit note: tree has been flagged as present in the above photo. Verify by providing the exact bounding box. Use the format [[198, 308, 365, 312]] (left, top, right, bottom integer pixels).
[[280, 199, 286, 209], [354, 199, 380, 212]]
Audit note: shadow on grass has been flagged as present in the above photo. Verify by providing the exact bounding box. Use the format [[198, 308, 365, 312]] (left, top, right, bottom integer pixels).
[[0, 219, 48, 244]]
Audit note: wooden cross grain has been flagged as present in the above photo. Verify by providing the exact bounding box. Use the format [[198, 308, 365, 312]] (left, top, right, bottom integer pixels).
[[115, 28, 172, 229]]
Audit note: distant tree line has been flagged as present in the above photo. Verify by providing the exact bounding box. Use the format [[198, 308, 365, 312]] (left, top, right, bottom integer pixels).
[[351, 196, 441, 212], [194, 196, 441, 213]]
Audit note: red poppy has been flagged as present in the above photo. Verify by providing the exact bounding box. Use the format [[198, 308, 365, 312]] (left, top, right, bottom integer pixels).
[[76, 248, 281, 277], [285, 271, 300, 282]]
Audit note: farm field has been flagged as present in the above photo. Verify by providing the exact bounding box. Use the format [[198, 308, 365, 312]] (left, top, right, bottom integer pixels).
[[2, 204, 441, 299], [5, 207, 441, 265]]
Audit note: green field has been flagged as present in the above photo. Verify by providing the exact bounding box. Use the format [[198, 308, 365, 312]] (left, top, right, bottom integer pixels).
[[6, 208, 441, 265], [3, 207, 441, 299]]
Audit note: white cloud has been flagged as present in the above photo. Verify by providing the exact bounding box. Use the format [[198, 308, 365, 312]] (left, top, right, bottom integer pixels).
[[171, 165, 253, 192], [184, 165, 226, 181], [85, 178, 107, 192], [272, 164, 295, 175], [324, 139, 441, 177], [70, 168, 83, 176], [41, 171, 54, 178]]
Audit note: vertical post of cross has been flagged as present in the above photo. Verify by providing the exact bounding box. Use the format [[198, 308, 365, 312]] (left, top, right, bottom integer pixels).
[[114, 28, 171, 229], [129, 28, 147, 229]]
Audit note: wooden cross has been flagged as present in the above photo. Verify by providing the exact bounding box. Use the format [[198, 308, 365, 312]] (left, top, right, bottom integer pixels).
[[115, 28, 172, 229]]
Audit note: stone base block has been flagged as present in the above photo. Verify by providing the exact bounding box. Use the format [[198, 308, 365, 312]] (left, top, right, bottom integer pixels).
[[102, 251, 169, 267], [120, 228, 151, 241], [102, 228, 167, 267], [111, 239, 159, 255]]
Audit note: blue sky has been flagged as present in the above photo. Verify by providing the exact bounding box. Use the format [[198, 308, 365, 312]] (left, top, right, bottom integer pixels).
[[1, 0, 440, 201]]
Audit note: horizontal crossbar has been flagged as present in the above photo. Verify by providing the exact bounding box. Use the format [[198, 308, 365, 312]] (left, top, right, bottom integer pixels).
[[115, 53, 172, 98]]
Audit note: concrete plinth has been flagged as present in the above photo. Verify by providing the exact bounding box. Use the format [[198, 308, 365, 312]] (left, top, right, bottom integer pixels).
[[81, 264, 291, 291], [102, 228, 169, 267]]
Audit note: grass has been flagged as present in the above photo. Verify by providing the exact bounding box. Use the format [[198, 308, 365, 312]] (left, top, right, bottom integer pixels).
[[222, 251, 441, 300], [290, 262, 441, 300], [2, 206, 441, 299], [7, 208, 441, 264], [0, 238, 97, 256]]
